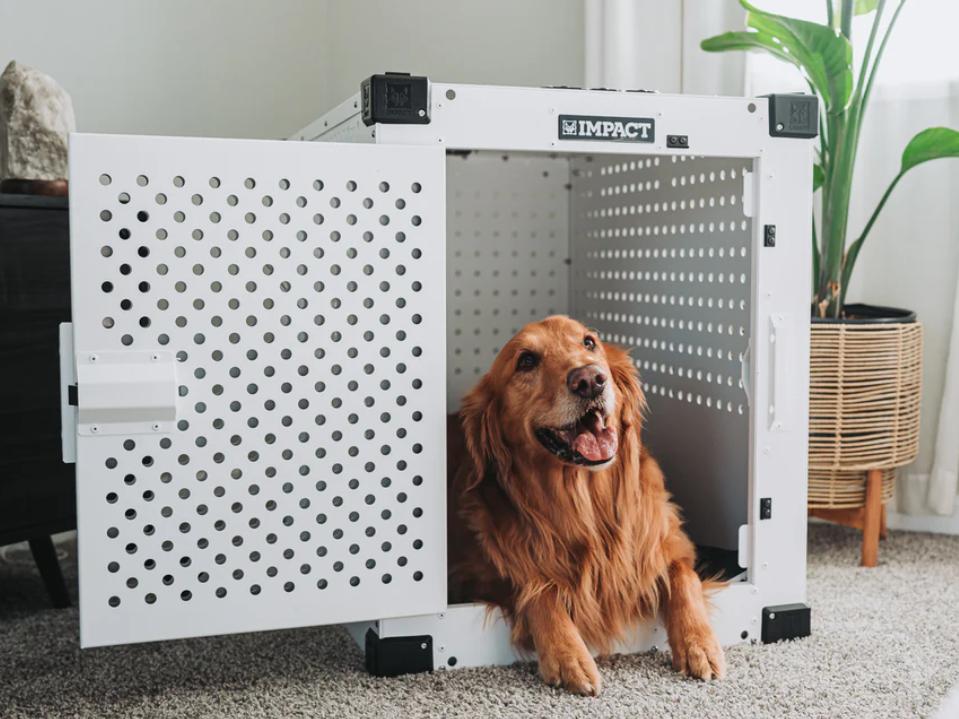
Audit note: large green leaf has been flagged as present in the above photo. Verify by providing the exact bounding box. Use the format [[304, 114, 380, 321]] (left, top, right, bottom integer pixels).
[[900, 127, 959, 173], [702, 31, 800, 68], [855, 0, 879, 14], [742, 0, 854, 113], [702, 1, 854, 114]]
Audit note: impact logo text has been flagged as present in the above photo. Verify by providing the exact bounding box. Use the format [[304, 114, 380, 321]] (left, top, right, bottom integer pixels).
[[558, 114, 655, 143]]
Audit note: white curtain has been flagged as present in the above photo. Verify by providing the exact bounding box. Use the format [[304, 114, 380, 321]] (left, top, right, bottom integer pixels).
[[743, 1, 959, 517], [851, 84, 959, 517], [584, 0, 745, 95]]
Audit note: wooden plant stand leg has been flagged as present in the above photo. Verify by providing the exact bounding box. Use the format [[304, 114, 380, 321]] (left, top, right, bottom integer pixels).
[[880, 502, 888, 541], [861, 470, 882, 568]]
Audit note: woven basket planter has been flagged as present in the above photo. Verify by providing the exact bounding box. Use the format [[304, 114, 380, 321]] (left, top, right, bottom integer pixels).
[[808, 304, 923, 565], [807, 467, 896, 509]]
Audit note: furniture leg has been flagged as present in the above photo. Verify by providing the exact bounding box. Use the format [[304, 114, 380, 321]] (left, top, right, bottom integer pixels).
[[861, 470, 882, 567], [28, 535, 71, 608]]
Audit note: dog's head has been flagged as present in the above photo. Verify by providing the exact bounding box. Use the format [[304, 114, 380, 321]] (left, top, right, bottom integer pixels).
[[461, 316, 644, 480]]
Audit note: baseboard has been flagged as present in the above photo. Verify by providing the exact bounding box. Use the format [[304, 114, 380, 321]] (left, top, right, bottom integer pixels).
[[887, 509, 959, 536]]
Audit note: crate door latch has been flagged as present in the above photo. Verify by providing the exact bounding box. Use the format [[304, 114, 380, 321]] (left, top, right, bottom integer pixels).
[[75, 350, 178, 436]]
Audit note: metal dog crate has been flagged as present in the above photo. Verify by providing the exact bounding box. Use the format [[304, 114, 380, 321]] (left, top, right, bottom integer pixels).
[[62, 77, 813, 670]]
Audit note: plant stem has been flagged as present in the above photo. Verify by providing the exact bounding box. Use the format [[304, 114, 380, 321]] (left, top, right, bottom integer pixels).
[[862, 0, 907, 110], [812, 212, 821, 300], [819, 0, 895, 316], [836, 0, 908, 307], [840, 0, 854, 39], [856, 0, 887, 103]]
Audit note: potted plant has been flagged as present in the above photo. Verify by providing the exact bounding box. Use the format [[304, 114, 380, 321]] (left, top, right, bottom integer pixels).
[[702, 0, 959, 565]]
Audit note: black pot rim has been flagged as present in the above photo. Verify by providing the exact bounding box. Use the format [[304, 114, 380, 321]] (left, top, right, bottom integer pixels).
[[811, 302, 916, 325]]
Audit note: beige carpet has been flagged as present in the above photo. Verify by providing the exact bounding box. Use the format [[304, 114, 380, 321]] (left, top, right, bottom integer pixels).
[[1, 524, 957, 718]]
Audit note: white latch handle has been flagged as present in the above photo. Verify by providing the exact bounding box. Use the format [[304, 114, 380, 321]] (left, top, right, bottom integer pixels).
[[75, 350, 177, 436], [767, 314, 789, 431]]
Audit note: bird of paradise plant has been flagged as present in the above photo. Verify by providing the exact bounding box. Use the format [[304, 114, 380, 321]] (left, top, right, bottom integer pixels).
[[702, 0, 959, 318]]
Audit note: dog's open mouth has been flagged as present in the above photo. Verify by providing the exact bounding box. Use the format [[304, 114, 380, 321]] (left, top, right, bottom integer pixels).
[[535, 409, 618, 466]]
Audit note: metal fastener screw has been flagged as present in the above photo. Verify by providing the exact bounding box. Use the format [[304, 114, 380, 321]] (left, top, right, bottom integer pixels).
[[89, 354, 98, 362], [91, 425, 99, 433], [152, 423, 161, 431], [417, 109, 426, 117], [420, 642, 428, 650]]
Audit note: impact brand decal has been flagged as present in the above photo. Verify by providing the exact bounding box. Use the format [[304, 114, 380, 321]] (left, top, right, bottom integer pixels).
[[558, 114, 655, 143]]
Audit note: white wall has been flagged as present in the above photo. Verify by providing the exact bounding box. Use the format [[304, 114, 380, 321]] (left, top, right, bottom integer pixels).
[[0, 0, 332, 139], [323, 0, 584, 103], [0, 0, 583, 140]]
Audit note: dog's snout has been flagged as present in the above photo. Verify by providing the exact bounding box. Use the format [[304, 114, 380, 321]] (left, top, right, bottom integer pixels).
[[567, 364, 607, 400]]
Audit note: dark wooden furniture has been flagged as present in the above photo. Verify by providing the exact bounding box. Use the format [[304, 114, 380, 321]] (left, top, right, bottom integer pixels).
[[0, 192, 74, 607]]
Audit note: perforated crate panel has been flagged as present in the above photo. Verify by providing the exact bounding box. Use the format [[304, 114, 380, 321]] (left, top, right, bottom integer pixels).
[[570, 154, 753, 550], [446, 152, 569, 411], [69, 134, 447, 647]]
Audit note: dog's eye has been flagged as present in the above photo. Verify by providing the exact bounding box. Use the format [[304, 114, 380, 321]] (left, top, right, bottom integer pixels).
[[584, 336, 596, 350], [516, 351, 539, 371]]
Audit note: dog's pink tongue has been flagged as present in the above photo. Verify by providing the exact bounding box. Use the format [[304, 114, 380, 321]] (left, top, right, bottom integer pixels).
[[571, 413, 618, 462]]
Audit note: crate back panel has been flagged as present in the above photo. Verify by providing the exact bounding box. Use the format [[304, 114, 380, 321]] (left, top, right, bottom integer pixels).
[[445, 152, 570, 412]]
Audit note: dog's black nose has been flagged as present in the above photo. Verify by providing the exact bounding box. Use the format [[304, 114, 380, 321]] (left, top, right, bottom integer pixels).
[[567, 364, 607, 399]]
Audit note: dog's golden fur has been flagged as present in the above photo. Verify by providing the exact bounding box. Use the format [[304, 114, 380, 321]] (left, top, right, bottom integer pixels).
[[448, 316, 725, 694]]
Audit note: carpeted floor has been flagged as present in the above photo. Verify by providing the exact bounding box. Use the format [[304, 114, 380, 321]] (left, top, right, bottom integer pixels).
[[1, 524, 958, 718]]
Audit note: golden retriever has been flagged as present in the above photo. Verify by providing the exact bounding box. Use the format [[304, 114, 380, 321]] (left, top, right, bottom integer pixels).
[[447, 315, 725, 695]]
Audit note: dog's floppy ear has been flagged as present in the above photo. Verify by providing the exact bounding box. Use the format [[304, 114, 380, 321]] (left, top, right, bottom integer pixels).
[[605, 342, 646, 434], [459, 374, 510, 490]]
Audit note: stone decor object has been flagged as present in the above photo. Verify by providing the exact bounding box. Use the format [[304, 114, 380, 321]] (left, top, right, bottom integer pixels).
[[0, 61, 75, 194]]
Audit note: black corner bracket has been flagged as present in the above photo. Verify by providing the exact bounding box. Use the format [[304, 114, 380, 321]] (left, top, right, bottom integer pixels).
[[364, 628, 434, 677], [361, 72, 430, 127], [762, 603, 811, 643], [765, 93, 819, 139]]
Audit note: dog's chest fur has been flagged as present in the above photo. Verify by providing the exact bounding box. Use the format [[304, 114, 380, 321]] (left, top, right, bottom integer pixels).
[[467, 453, 675, 650]]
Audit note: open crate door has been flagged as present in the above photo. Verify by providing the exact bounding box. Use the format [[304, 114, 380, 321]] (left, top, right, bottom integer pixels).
[[68, 134, 447, 647]]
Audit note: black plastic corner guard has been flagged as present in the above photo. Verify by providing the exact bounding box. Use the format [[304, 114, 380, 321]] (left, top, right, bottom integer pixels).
[[765, 94, 819, 139], [761, 603, 811, 643], [364, 628, 434, 677], [360, 73, 430, 127]]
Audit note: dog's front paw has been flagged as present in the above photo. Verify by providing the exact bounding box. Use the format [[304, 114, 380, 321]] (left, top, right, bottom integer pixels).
[[538, 638, 602, 696], [670, 628, 726, 680]]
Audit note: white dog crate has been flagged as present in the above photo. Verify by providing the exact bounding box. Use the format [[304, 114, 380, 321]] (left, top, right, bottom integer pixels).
[[62, 75, 813, 671]]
